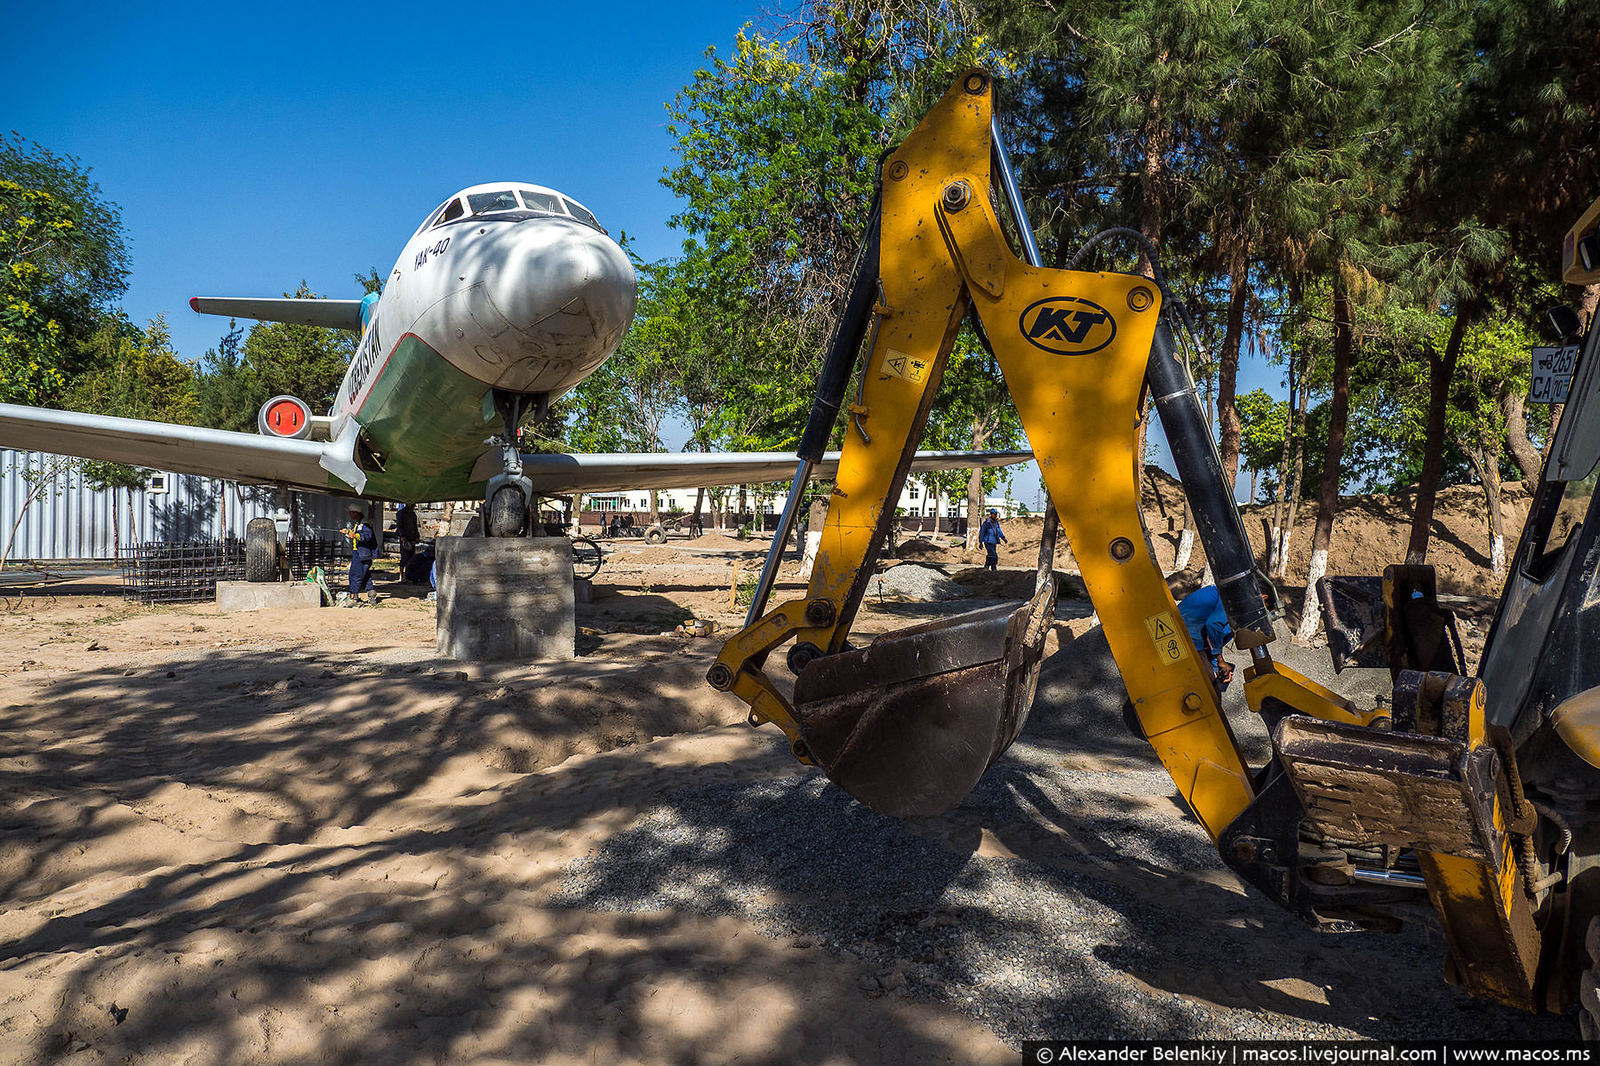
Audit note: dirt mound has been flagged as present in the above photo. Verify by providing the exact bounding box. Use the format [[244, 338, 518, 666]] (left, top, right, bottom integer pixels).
[[1238, 482, 1534, 596], [894, 537, 950, 561], [951, 468, 1528, 598], [950, 568, 1091, 600]]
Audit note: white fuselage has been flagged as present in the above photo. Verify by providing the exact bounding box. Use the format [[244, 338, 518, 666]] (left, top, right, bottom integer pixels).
[[335, 182, 637, 420]]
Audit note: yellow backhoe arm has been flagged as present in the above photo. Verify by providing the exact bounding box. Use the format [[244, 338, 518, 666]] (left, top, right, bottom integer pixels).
[[709, 68, 1541, 1013]]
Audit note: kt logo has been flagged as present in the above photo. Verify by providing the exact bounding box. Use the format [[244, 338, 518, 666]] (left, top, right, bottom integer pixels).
[[1018, 296, 1117, 355]]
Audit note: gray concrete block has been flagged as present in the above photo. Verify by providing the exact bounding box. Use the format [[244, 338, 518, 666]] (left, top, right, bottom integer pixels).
[[436, 536, 574, 662], [216, 581, 323, 612]]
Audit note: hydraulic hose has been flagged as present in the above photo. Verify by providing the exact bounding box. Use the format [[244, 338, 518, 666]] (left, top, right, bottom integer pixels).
[[1146, 319, 1274, 647], [798, 201, 882, 463], [1066, 226, 1274, 648]]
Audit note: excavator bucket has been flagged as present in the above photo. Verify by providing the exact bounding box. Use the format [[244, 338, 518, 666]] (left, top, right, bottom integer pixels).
[[790, 572, 1057, 818]]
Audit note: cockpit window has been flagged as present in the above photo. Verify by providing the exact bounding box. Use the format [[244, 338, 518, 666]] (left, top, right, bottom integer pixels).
[[562, 198, 599, 228], [432, 198, 466, 227], [519, 189, 565, 214], [468, 190, 521, 214]]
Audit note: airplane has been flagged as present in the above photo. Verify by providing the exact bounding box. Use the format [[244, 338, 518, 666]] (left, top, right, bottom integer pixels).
[[0, 180, 1025, 562]]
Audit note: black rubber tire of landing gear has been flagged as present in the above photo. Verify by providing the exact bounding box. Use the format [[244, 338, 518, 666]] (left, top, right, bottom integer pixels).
[[571, 536, 603, 581], [244, 517, 279, 582], [487, 486, 529, 538]]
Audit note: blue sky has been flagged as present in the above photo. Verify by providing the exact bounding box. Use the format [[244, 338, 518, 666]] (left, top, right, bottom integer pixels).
[[5, 0, 761, 363], [8, 1, 1282, 504]]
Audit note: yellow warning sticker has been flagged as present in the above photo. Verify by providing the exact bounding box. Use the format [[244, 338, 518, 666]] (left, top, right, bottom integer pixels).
[[882, 349, 931, 384], [1144, 611, 1190, 666]]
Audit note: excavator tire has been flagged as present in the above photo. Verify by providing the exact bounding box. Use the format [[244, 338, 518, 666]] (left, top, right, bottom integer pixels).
[[244, 518, 278, 582], [1582, 916, 1600, 1040]]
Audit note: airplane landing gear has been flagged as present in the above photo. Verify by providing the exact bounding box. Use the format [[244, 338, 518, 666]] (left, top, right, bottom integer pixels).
[[487, 483, 529, 538], [481, 389, 547, 538]]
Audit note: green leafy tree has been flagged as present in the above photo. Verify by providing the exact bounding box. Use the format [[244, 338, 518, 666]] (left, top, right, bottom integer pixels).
[[66, 314, 197, 554], [921, 332, 1024, 547], [1235, 389, 1287, 504], [0, 135, 130, 405], [240, 282, 354, 413], [193, 320, 256, 432]]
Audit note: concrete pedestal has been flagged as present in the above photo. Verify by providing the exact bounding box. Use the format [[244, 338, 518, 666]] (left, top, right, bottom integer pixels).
[[216, 581, 322, 612], [436, 536, 574, 662]]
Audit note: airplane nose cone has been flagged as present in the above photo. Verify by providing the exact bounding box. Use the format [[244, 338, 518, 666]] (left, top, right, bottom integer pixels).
[[489, 220, 637, 371]]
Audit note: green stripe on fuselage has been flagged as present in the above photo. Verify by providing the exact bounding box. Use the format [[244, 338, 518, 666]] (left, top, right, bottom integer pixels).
[[349, 334, 495, 502]]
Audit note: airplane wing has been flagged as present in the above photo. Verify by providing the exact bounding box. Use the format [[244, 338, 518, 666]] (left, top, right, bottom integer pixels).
[[0, 400, 1027, 501], [190, 296, 365, 331], [504, 449, 1033, 495], [0, 403, 358, 494]]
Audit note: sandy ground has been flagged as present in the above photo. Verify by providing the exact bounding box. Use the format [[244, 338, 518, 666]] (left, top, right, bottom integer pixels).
[[0, 536, 1568, 1064]]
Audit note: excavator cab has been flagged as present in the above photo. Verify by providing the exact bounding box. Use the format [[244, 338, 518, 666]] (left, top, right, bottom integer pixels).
[[708, 69, 1600, 1027]]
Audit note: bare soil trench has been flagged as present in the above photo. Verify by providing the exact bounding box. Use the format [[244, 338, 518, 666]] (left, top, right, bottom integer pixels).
[[0, 511, 1566, 1063]]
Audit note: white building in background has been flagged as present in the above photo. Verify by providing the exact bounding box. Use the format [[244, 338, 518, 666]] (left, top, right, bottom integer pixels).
[[1, 449, 352, 562], [586, 476, 1022, 522]]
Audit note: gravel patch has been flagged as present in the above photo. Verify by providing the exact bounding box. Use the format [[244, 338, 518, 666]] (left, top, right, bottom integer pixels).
[[555, 626, 1564, 1043], [872, 563, 968, 602]]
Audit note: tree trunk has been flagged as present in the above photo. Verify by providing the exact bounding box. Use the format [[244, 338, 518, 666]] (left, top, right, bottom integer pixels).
[[110, 486, 121, 560], [1500, 391, 1543, 484], [964, 417, 993, 551], [1135, 88, 1165, 279], [571, 492, 585, 534], [1544, 402, 1564, 463], [1268, 349, 1296, 574], [1462, 434, 1506, 579], [1173, 497, 1195, 572], [1216, 248, 1250, 492], [649, 489, 660, 527], [692, 487, 705, 535], [1248, 468, 1257, 505], [1406, 307, 1472, 564], [1272, 348, 1310, 577], [1297, 276, 1354, 642]]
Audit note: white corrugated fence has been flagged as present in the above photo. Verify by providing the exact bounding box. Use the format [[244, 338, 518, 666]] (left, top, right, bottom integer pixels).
[[1, 448, 352, 561]]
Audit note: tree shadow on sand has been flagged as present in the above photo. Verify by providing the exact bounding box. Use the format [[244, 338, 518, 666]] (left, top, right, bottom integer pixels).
[[0, 621, 1564, 1064]]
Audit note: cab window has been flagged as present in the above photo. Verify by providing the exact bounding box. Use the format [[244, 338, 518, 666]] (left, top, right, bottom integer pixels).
[[519, 189, 565, 214], [432, 198, 466, 227], [1523, 466, 1599, 581], [562, 198, 599, 228], [468, 190, 521, 214]]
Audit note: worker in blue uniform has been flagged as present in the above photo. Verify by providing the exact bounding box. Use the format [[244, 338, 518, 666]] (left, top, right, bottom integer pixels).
[[345, 506, 378, 607], [1178, 584, 1234, 691]]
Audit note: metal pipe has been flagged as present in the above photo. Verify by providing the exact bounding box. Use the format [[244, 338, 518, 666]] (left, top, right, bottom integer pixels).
[[1349, 867, 1426, 888], [745, 459, 814, 626], [990, 117, 1043, 269]]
